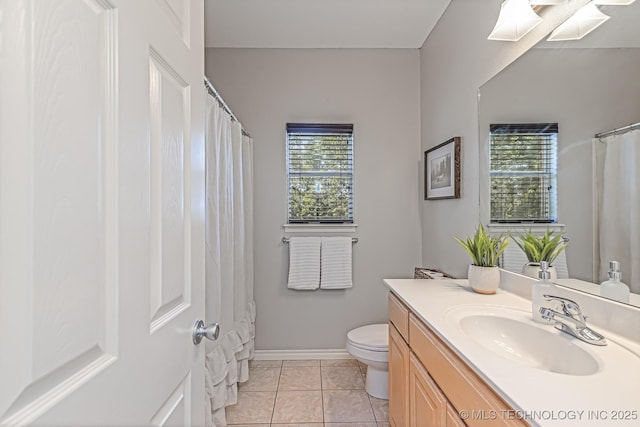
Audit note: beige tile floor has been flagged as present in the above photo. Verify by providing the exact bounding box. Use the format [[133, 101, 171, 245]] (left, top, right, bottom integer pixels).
[[226, 359, 389, 427]]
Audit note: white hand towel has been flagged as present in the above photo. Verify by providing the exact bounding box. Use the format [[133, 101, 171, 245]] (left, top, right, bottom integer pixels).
[[287, 237, 321, 290], [320, 237, 353, 289]]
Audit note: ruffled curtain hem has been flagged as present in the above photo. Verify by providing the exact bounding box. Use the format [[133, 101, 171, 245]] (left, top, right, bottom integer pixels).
[[205, 301, 256, 426]]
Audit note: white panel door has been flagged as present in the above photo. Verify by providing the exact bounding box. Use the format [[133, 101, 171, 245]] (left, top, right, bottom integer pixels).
[[0, 0, 206, 425]]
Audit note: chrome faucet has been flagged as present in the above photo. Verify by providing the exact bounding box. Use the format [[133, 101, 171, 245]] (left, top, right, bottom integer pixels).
[[539, 295, 607, 346]]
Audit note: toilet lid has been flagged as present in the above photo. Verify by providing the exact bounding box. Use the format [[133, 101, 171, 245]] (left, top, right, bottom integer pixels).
[[347, 324, 388, 350]]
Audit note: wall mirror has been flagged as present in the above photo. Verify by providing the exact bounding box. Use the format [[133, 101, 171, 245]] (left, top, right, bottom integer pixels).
[[478, 2, 640, 307]]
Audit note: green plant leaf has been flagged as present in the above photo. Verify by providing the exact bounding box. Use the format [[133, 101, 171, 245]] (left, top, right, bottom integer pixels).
[[454, 224, 510, 267], [512, 229, 568, 264]]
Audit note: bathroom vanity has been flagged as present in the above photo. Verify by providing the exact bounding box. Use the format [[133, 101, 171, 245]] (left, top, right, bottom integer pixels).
[[385, 278, 640, 427], [388, 290, 527, 426]]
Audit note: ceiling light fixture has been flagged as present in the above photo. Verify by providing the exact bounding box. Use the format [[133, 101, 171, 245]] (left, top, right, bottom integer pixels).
[[593, 0, 635, 5], [547, 2, 610, 41], [528, 1, 567, 4], [488, 0, 543, 41]]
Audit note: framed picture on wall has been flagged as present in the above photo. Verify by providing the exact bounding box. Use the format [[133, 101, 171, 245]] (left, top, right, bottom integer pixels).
[[424, 137, 461, 200]]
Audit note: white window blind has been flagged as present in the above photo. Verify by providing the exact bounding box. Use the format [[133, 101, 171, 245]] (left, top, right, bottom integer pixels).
[[286, 123, 354, 223], [490, 123, 558, 223]]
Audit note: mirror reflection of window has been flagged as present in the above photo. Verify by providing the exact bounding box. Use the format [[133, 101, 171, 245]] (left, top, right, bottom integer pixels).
[[490, 123, 558, 224]]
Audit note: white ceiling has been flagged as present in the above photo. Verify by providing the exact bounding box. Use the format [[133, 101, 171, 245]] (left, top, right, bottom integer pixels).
[[204, 0, 452, 49]]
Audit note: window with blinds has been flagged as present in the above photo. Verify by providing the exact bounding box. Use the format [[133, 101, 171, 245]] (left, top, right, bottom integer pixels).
[[490, 123, 558, 223], [286, 123, 354, 223]]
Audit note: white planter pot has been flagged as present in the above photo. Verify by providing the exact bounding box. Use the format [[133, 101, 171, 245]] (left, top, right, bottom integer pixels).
[[468, 265, 500, 295], [522, 263, 557, 281]]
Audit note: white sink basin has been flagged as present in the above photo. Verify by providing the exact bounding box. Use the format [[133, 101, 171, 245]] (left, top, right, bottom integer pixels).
[[446, 306, 600, 376]]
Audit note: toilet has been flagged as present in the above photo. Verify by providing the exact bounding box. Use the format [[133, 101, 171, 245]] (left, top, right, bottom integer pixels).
[[346, 323, 389, 400]]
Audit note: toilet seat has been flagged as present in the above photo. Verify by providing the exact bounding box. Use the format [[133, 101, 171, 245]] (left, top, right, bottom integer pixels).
[[345, 323, 390, 399], [346, 324, 388, 351]]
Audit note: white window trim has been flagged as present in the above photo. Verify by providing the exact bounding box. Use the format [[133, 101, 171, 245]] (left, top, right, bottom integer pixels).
[[486, 223, 565, 235], [283, 223, 358, 234]]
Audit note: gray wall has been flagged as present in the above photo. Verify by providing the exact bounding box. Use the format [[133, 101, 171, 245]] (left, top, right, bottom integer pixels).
[[479, 48, 640, 282], [204, 0, 595, 350], [205, 49, 422, 350], [419, 0, 591, 278]]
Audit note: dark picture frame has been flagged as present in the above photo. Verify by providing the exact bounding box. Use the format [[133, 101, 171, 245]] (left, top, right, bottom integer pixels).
[[424, 137, 461, 200]]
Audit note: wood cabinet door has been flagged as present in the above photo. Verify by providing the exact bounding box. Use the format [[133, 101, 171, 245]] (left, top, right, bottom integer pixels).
[[447, 403, 468, 427], [389, 323, 410, 427], [409, 353, 447, 427]]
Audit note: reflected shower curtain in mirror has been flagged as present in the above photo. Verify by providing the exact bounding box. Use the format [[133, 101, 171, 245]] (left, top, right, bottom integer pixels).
[[595, 129, 640, 294], [204, 96, 255, 426]]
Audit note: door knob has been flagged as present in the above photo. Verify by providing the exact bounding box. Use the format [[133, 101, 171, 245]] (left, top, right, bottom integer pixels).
[[192, 320, 220, 344]]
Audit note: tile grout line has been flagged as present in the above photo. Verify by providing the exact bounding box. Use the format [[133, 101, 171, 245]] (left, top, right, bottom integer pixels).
[[320, 364, 325, 425], [320, 366, 325, 426], [269, 360, 284, 426], [270, 362, 283, 425], [367, 392, 377, 424], [361, 362, 379, 424]]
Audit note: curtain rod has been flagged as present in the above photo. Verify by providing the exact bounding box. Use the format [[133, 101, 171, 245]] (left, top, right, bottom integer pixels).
[[595, 122, 640, 139], [204, 76, 251, 138]]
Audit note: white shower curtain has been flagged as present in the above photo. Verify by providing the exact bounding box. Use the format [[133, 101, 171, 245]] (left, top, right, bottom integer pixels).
[[204, 96, 255, 426], [595, 129, 640, 293]]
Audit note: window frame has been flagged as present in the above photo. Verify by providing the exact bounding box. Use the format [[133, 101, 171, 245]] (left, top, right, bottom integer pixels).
[[286, 123, 354, 224], [488, 122, 559, 224]]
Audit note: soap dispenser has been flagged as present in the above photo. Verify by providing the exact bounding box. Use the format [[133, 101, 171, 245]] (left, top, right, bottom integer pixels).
[[532, 261, 557, 324], [600, 261, 630, 303]]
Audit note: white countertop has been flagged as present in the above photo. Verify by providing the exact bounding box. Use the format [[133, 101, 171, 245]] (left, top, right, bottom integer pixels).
[[384, 278, 640, 427]]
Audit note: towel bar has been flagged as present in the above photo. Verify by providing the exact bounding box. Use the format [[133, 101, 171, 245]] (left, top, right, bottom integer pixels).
[[282, 236, 358, 244]]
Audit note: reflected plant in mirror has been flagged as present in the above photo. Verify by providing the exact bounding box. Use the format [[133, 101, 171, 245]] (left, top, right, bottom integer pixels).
[[478, 2, 640, 306], [512, 229, 568, 280]]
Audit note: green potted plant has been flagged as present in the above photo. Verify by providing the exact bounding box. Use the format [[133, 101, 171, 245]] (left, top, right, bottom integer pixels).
[[512, 229, 567, 280], [455, 224, 509, 294]]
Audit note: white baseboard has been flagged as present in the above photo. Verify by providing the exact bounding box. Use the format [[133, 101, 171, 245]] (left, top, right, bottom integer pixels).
[[254, 349, 352, 360]]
